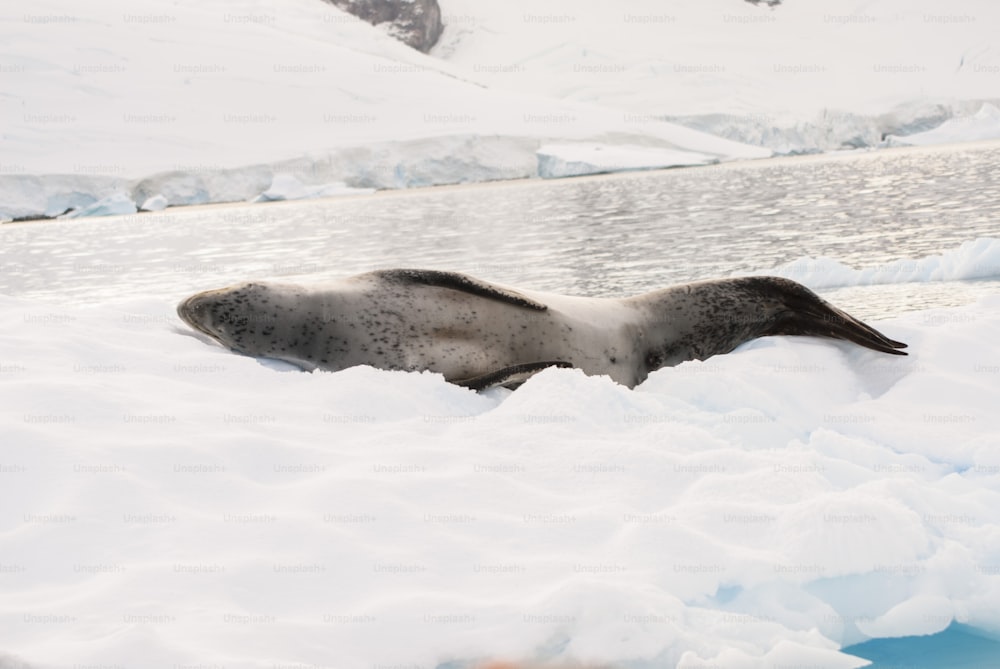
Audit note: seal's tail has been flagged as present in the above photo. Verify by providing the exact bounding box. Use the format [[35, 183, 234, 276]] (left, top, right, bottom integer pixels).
[[756, 276, 908, 356]]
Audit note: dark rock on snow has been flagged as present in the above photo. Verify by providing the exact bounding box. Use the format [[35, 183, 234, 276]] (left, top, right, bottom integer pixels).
[[323, 0, 443, 52]]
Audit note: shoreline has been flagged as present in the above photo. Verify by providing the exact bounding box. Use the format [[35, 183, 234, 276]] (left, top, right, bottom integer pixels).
[[6, 137, 1000, 227]]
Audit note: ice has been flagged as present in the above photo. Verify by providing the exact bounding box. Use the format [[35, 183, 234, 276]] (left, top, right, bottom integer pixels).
[[57, 192, 137, 219], [11, 0, 998, 219], [756, 238, 1000, 289], [856, 595, 954, 638], [664, 100, 1000, 155], [250, 173, 375, 202], [5, 0, 1000, 663], [2, 243, 1000, 668], [537, 143, 716, 178], [886, 103, 1000, 147], [0, 0, 769, 221], [437, 0, 1000, 151], [845, 623, 1000, 668], [139, 194, 168, 212], [131, 171, 215, 209], [0, 175, 129, 221]]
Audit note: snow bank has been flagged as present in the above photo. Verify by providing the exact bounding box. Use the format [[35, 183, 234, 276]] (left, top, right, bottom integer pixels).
[[668, 98, 1000, 155], [251, 173, 374, 203], [537, 143, 716, 178], [58, 192, 138, 219], [2, 283, 999, 668], [886, 103, 1000, 147], [755, 237, 1000, 289]]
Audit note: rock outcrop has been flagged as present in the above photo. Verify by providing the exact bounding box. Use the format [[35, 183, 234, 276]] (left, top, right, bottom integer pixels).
[[324, 0, 443, 52]]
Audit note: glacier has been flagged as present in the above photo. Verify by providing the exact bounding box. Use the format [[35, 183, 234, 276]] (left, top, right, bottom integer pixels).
[[5, 0, 1000, 220]]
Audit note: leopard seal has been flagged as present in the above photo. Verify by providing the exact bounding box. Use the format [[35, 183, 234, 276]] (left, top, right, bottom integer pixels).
[[176, 269, 907, 390]]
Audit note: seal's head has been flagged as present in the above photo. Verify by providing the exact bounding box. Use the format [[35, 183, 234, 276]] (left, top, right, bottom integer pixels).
[[177, 282, 281, 356]]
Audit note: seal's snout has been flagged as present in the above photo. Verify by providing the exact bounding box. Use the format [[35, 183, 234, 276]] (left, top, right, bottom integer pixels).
[[176, 294, 198, 325], [176, 292, 214, 336]]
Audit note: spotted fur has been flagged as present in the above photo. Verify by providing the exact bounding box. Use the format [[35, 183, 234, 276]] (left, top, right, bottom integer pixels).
[[177, 270, 907, 389]]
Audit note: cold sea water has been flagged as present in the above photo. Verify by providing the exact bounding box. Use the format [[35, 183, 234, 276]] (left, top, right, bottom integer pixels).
[[1, 141, 999, 320]]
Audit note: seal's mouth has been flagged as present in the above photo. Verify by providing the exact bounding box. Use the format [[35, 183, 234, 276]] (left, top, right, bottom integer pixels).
[[176, 292, 216, 339]]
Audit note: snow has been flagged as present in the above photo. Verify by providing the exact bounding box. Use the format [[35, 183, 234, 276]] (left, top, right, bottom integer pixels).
[[7, 0, 1000, 219], [855, 595, 955, 638], [3, 241, 1000, 668], [756, 238, 1000, 289], [537, 143, 716, 179], [250, 173, 374, 203], [886, 103, 1000, 147], [436, 0, 1000, 153], [4, 0, 1000, 662], [0, 0, 767, 221], [57, 192, 137, 219], [139, 194, 168, 212]]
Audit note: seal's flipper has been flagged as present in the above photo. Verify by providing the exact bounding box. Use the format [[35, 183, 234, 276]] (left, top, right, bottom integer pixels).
[[454, 361, 573, 391], [753, 276, 908, 355], [375, 269, 549, 311], [810, 306, 908, 355]]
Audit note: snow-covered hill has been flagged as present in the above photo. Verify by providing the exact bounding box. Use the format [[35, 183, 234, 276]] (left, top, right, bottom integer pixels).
[[2, 0, 999, 220], [0, 0, 764, 220], [435, 0, 1000, 152]]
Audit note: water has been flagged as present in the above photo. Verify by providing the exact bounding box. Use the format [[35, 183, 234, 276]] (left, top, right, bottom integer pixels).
[[2, 141, 1000, 320], [844, 624, 1000, 668]]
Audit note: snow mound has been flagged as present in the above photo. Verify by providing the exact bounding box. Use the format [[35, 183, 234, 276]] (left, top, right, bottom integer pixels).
[[755, 237, 1000, 289], [886, 103, 1000, 147], [2, 289, 1000, 668], [856, 595, 954, 638]]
